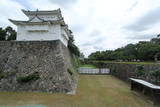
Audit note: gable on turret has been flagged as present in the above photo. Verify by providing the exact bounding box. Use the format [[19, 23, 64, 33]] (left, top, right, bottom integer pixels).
[[28, 15, 45, 22]]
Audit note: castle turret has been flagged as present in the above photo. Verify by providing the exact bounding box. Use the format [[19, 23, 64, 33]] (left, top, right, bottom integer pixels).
[[9, 9, 72, 46]]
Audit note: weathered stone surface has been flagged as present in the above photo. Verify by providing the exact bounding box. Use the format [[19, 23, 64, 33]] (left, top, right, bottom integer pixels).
[[102, 63, 160, 83], [0, 40, 78, 93]]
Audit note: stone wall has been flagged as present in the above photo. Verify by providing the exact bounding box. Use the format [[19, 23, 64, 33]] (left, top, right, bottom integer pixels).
[[104, 63, 160, 83], [92, 61, 160, 84], [0, 40, 78, 93]]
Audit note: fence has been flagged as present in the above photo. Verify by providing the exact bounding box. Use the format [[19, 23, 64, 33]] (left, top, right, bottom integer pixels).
[[78, 68, 110, 75]]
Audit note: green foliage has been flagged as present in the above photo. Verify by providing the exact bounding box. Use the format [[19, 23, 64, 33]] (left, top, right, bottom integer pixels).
[[150, 69, 160, 83], [136, 65, 144, 71], [17, 72, 40, 83], [0, 73, 5, 80], [90, 60, 156, 65], [0, 69, 6, 80], [156, 53, 160, 60], [135, 70, 145, 77], [5, 26, 17, 40], [136, 42, 160, 61], [0, 26, 17, 41], [135, 65, 145, 77], [88, 35, 160, 61], [67, 68, 73, 76], [94, 62, 105, 68], [80, 64, 96, 68], [68, 37, 80, 57], [0, 28, 6, 40], [151, 34, 160, 45], [0, 72, 8, 80]]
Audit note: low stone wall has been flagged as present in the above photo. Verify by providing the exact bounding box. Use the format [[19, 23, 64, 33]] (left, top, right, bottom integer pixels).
[[107, 64, 159, 81], [0, 40, 78, 93], [92, 62, 160, 84]]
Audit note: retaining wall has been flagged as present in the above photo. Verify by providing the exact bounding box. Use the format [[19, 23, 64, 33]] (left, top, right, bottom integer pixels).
[[0, 40, 78, 93]]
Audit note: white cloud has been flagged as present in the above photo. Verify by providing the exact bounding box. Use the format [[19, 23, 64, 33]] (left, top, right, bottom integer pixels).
[[0, 0, 26, 29], [0, 0, 160, 57]]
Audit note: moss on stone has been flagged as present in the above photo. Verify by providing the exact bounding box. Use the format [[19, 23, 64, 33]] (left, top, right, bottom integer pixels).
[[17, 72, 40, 83]]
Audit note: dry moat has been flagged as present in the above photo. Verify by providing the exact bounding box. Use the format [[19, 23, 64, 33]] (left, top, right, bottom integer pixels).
[[0, 75, 154, 107]]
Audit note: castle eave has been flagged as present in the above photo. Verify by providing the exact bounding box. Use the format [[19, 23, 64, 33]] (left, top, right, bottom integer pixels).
[[22, 9, 61, 15], [21, 9, 63, 19], [9, 19, 66, 26]]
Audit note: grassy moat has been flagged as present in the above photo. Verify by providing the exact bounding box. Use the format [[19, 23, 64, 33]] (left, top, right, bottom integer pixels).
[[0, 75, 155, 107]]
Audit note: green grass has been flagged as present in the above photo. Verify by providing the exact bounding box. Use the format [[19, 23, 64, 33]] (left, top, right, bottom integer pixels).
[[93, 60, 159, 65], [0, 75, 154, 107], [80, 64, 97, 68]]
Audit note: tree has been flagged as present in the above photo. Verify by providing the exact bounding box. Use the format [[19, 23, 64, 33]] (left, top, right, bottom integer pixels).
[[136, 42, 160, 61], [123, 44, 137, 61], [0, 28, 6, 40], [151, 38, 160, 45], [5, 26, 17, 40], [0, 26, 17, 41], [88, 34, 160, 61]]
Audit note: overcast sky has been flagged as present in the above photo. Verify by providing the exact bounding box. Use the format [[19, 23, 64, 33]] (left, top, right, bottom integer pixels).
[[1, 0, 160, 56]]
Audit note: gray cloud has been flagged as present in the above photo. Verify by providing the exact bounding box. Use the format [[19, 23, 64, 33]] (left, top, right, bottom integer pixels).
[[48, 0, 77, 7], [80, 42, 93, 46], [93, 46, 103, 50], [123, 7, 160, 32], [80, 37, 105, 47], [126, 34, 156, 40], [79, 30, 103, 47]]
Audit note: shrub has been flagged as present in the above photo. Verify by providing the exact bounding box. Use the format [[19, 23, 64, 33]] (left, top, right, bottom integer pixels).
[[67, 68, 73, 76], [68, 37, 80, 56], [17, 72, 40, 83], [0, 73, 5, 80], [150, 69, 160, 83], [135, 65, 145, 77], [136, 65, 144, 71], [135, 70, 145, 77], [0, 69, 7, 80]]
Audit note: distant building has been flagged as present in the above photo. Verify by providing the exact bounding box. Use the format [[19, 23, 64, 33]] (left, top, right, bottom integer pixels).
[[9, 9, 72, 46]]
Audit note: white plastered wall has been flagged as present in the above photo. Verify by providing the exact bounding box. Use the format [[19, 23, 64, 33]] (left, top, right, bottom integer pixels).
[[60, 28, 69, 46], [17, 24, 60, 41]]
